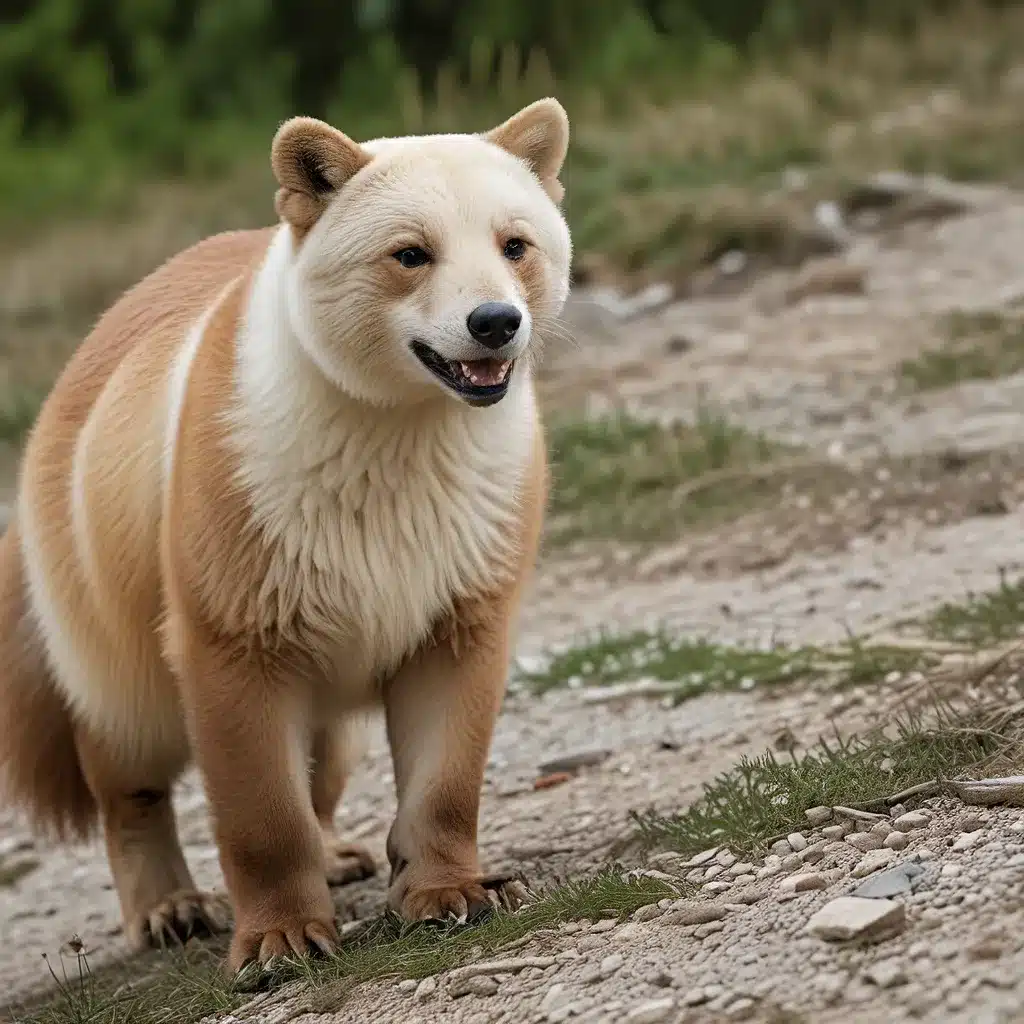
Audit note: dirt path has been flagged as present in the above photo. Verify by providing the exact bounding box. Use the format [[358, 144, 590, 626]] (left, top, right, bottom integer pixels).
[[7, 184, 1024, 1023]]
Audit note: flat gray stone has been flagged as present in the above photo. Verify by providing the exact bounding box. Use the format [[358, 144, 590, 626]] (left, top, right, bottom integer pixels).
[[851, 862, 926, 899]]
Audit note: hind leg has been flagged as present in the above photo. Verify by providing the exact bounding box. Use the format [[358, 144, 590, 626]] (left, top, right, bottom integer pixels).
[[75, 730, 229, 950], [310, 721, 376, 886]]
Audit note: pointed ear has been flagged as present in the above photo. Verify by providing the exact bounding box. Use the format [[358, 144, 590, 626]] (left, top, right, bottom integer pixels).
[[271, 117, 371, 233], [485, 98, 569, 204]]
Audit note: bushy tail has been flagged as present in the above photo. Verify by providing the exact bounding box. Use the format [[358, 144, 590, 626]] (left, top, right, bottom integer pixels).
[[0, 522, 96, 840]]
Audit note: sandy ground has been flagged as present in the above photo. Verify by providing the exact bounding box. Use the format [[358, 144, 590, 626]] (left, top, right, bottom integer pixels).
[[6, 178, 1024, 1022]]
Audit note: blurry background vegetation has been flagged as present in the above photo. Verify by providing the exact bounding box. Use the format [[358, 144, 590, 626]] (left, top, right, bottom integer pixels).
[[0, 0, 1022, 426]]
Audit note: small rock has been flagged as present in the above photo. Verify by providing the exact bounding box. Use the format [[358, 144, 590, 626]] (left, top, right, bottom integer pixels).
[[398, 979, 418, 993], [728, 861, 754, 877], [883, 832, 908, 851], [864, 959, 907, 989], [716, 849, 738, 868], [682, 987, 711, 1007], [626, 997, 677, 1023], [852, 849, 896, 878], [732, 873, 755, 885], [683, 847, 721, 868], [660, 902, 727, 926], [941, 863, 961, 878], [782, 854, 803, 872], [800, 841, 827, 864], [957, 812, 987, 832], [694, 920, 726, 939], [703, 864, 724, 880], [893, 811, 930, 832], [951, 830, 984, 851], [851, 862, 925, 899], [590, 919, 617, 933], [771, 839, 793, 857], [450, 975, 499, 998], [633, 904, 665, 923], [787, 833, 808, 852], [540, 984, 571, 1015], [822, 825, 848, 840], [846, 831, 884, 852], [727, 997, 757, 1020], [806, 897, 906, 942], [805, 806, 833, 826], [757, 862, 784, 881], [703, 881, 733, 894], [414, 977, 437, 1002], [781, 872, 828, 893], [914, 848, 936, 861], [871, 820, 893, 837], [600, 953, 624, 977]]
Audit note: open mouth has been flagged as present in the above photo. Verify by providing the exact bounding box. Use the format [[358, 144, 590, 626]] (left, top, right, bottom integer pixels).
[[411, 341, 515, 407]]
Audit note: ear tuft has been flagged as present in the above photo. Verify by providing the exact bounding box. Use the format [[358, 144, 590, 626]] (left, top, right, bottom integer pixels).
[[271, 117, 371, 232], [485, 98, 570, 203]]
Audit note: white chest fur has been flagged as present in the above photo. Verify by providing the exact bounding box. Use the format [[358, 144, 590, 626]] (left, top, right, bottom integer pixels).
[[226, 235, 538, 683]]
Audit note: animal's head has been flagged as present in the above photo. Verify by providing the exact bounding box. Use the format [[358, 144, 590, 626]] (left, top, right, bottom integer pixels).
[[270, 99, 572, 408]]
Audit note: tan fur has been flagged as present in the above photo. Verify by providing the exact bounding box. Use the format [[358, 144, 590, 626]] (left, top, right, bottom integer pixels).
[[0, 99, 570, 971]]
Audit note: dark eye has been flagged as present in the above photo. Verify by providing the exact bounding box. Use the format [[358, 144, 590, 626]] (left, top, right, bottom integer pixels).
[[394, 246, 431, 269], [503, 238, 527, 261]]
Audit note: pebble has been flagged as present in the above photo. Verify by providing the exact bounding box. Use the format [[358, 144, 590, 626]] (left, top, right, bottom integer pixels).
[[732, 873, 756, 884], [540, 984, 571, 1015], [821, 825, 848, 840], [782, 853, 803, 872], [703, 864, 725, 880], [779, 871, 827, 893], [864, 959, 907, 989], [871, 819, 894, 837], [694, 920, 726, 938], [398, 979, 418, 993], [846, 831, 884, 852], [591, 918, 617, 933], [951, 830, 984, 851], [682, 987, 711, 1006], [914, 848, 936, 861], [757, 861, 784, 881], [684, 847, 721, 868], [414, 977, 437, 1002], [941, 863, 961, 878], [600, 953, 624, 977], [806, 897, 906, 941], [450, 975, 499, 998], [893, 811, 930, 832], [851, 862, 924, 899], [800, 841, 827, 864], [787, 832, 808, 852], [728, 861, 755, 877], [633, 903, 665, 923], [851, 848, 897, 878], [704, 881, 733, 894], [883, 831, 909, 850], [660, 902, 728, 926], [771, 840, 793, 857], [626, 997, 677, 1023], [727, 997, 756, 1019], [716, 849, 738, 868], [805, 806, 833, 826]]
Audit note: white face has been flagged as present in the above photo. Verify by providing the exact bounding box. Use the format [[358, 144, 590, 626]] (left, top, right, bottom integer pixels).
[[284, 132, 572, 408]]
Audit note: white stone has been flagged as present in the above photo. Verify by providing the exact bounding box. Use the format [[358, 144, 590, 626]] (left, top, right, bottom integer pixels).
[[716, 849, 737, 868], [600, 953, 624, 978], [806, 897, 906, 941], [781, 872, 827, 893], [951, 830, 984, 851], [883, 832, 909, 850], [540, 984, 570, 1014], [893, 811, 930, 832], [414, 977, 437, 1002], [683, 846, 721, 868], [864, 959, 907, 989], [787, 832, 808, 852], [627, 997, 677, 1023], [940, 863, 961, 878], [846, 831, 883, 852], [805, 806, 833, 826], [450, 975, 499, 998], [851, 848, 897, 878]]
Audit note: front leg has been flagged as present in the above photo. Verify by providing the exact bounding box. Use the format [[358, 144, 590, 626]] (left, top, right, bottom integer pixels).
[[383, 616, 508, 923], [179, 635, 336, 971]]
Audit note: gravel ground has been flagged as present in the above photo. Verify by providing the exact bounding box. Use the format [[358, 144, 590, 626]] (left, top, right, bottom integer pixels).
[[7, 181, 1024, 1023]]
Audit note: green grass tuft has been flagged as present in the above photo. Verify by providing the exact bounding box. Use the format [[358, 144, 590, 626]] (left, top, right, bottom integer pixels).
[[924, 574, 1024, 647], [545, 412, 785, 546], [633, 710, 1014, 856]]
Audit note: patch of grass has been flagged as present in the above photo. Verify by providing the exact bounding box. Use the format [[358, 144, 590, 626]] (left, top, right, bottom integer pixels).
[[518, 628, 935, 702], [9, 943, 241, 1024], [924, 573, 1024, 647], [899, 311, 1024, 391], [633, 707, 1017, 856], [274, 872, 676, 1009], [13, 874, 677, 1023], [520, 628, 812, 700], [0, 390, 44, 444], [546, 412, 786, 546], [0, 858, 39, 887]]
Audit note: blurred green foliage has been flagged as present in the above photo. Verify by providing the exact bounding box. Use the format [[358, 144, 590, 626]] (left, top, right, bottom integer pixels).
[[0, 0, 1014, 222]]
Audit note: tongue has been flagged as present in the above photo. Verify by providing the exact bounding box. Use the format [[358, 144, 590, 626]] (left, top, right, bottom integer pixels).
[[459, 359, 509, 387]]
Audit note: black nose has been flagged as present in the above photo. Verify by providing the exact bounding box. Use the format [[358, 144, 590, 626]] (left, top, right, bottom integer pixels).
[[466, 302, 522, 349]]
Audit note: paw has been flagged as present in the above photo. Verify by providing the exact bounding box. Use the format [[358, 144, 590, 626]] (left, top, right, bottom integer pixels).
[[127, 890, 231, 951], [228, 916, 338, 973], [398, 872, 531, 924], [323, 839, 376, 887]]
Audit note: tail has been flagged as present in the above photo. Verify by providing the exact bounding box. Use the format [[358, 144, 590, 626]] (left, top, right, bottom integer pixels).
[[0, 522, 96, 840]]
